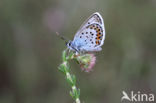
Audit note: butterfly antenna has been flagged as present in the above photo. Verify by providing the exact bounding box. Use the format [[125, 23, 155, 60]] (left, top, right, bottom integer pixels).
[[56, 32, 69, 43]]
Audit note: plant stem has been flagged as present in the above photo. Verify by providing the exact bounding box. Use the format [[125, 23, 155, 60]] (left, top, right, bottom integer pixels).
[[58, 50, 81, 103]]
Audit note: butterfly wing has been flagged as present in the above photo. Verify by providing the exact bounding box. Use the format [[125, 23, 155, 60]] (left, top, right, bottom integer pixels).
[[72, 12, 105, 52], [78, 12, 104, 28]]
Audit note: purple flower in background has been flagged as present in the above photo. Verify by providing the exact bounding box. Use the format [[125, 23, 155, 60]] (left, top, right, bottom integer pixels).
[[43, 8, 65, 32]]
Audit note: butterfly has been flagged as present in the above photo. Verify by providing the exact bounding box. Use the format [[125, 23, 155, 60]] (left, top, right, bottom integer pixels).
[[67, 12, 105, 53]]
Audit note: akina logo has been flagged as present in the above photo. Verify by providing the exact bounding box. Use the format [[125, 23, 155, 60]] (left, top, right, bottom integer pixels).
[[121, 91, 155, 102]]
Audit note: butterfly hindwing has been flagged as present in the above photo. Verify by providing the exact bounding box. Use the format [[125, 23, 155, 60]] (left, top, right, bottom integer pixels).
[[68, 12, 105, 52], [72, 23, 104, 52]]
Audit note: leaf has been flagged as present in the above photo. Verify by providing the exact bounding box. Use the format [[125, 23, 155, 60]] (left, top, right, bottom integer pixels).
[[58, 64, 66, 74], [71, 75, 76, 85], [66, 76, 74, 86], [62, 50, 67, 61]]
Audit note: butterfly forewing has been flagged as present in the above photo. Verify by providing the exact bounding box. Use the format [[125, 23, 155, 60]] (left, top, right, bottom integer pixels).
[[70, 12, 105, 52], [78, 12, 104, 29]]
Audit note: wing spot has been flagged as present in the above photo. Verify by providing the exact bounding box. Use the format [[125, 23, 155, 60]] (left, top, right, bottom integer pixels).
[[86, 32, 88, 34], [96, 41, 100, 45], [96, 34, 99, 36], [96, 36, 101, 40], [96, 28, 100, 32], [80, 36, 82, 38]]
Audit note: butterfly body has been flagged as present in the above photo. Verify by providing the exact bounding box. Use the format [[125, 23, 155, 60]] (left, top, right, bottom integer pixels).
[[67, 12, 105, 53]]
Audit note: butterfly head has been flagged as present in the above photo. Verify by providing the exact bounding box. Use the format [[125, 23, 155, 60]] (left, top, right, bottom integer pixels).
[[66, 40, 72, 47], [66, 40, 79, 52], [66, 40, 75, 51]]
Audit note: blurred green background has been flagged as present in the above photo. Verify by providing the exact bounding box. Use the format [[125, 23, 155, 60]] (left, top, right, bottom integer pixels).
[[0, 0, 156, 103]]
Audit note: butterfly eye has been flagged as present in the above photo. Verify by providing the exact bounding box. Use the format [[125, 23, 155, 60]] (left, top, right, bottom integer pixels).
[[67, 41, 71, 46], [66, 41, 71, 46]]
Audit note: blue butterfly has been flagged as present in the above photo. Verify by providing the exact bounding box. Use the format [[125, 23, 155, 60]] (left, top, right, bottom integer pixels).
[[67, 12, 105, 53]]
